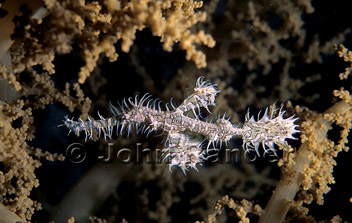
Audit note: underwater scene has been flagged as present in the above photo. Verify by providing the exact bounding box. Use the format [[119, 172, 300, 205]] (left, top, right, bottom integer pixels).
[[0, 0, 352, 222]]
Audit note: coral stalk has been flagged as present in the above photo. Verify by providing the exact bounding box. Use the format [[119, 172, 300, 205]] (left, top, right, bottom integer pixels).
[[0, 203, 22, 223]]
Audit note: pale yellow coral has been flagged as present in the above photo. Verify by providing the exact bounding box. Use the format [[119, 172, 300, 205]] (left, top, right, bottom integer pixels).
[[259, 45, 352, 222], [335, 44, 352, 80], [0, 66, 91, 222], [6, 0, 214, 84], [203, 195, 263, 223]]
